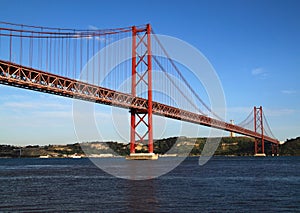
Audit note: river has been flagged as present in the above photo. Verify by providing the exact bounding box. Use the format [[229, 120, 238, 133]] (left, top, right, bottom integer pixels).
[[0, 156, 299, 212]]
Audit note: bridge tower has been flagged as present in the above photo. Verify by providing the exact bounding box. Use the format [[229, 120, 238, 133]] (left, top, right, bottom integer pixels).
[[254, 106, 266, 156], [129, 24, 154, 156]]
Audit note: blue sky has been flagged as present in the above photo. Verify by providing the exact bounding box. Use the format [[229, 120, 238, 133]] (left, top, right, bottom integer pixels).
[[0, 0, 299, 145]]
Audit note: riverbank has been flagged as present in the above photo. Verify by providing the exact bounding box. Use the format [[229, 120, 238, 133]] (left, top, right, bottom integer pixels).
[[0, 136, 299, 158]]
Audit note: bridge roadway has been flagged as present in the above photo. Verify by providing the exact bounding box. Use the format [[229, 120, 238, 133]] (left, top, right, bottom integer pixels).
[[0, 60, 279, 144]]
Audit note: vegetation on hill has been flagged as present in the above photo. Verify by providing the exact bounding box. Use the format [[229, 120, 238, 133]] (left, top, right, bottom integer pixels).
[[0, 145, 20, 158], [0, 136, 299, 158], [279, 137, 300, 156]]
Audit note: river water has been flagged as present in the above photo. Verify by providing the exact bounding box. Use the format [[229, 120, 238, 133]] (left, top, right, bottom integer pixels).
[[0, 157, 299, 212]]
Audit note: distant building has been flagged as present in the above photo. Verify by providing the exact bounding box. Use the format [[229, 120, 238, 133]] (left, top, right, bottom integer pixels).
[[230, 120, 235, 137]]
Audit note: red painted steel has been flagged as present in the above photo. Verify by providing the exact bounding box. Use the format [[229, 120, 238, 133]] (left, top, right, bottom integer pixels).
[[0, 22, 280, 157], [0, 60, 279, 146], [254, 106, 257, 154], [254, 106, 267, 154], [147, 24, 153, 153], [129, 25, 153, 153], [261, 106, 265, 153], [130, 26, 137, 154]]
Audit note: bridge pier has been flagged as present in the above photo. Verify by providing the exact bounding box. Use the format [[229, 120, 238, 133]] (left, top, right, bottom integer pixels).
[[271, 143, 279, 156], [254, 138, 266, 156], [254, 152, 266, 157], [126, 153, 158, 160]]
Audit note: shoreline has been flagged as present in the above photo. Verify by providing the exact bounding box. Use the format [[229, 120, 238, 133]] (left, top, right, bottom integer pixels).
[[0, 154, 294, 159]]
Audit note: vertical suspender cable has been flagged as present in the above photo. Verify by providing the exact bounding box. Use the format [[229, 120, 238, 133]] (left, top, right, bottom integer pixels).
[[46, 36, 48, 71], [39, 27, 43, 70], [80, 34, 83, 79], [98, 33, 101, 86], [104, 34, 107, 88], [92, 33, 95, 85], [59, 30, 62, 76], [0, 29, 1, 60], [9, 31, 12, 62], [62, 32, 65, 77], [73, 30, 77, 79], [66, 34, 69, 78], [57, 30, 60, 75], [20, 26, 23, 65], [29, 32, 33, 67], [86, 33, 89, 82], [49, 35, 52, 72]]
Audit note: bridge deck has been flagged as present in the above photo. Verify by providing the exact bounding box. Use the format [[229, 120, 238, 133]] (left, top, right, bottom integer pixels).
[[0, 60, 279, 144]]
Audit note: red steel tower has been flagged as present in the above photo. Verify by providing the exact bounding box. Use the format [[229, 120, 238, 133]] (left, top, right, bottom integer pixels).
[[254, 106, 265, 155], [130, 24, 153, 154]]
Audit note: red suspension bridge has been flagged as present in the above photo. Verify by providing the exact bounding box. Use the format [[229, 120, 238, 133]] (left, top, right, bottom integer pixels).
[[0, 22, 279, 157]]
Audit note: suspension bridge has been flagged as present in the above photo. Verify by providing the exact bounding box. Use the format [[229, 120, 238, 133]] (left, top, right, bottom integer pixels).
[[0, 22, 279, 158]]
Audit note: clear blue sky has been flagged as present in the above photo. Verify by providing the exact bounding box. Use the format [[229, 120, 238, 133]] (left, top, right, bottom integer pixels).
[[0, 0, 299, 145]]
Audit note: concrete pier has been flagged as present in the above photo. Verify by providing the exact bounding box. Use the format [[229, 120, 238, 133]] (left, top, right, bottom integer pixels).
[[126, 153, 158, 160], [254, 153, 266, 157]]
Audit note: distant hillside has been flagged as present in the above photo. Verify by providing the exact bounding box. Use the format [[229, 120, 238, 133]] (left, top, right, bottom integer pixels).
[[1, 136, 299, 158], [0, 144, 84, 158], [280, 137, 300, 156], [155, 136, 256, 156]]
